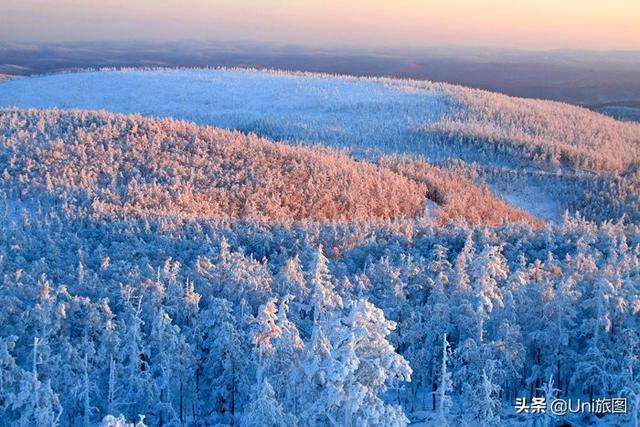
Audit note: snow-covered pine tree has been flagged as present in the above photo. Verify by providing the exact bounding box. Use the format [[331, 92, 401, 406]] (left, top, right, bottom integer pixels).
[[299, 299, 412, 426], [308, 245, 342, 325], [463, 360, 501, 426], [200, 297, 250, 423], [96, 299, 121, 417], [0, 336, 23, 420], [252, 298, 282, 386], [148, 306, 185, 425], [117, 287, 153, 422], [269, 296, 304, 411], [11, 337, 63, 426], [437, 334, 453, 426], [469, 244, 506, 343], [241, 380, 297, 427]]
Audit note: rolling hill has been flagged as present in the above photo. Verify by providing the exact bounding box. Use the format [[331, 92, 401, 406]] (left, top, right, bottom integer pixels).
[[0, 68, 637, 223], [0, 108, 534, 226]]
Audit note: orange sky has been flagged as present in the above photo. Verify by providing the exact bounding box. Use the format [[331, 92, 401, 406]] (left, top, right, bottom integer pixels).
[[1, 0, 639, 50]]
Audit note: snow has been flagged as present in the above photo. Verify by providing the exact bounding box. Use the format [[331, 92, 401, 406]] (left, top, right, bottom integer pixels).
[[0, 69, 636, 427], [491, 181, 564, 223], [0, 69, 446, 158], [499, 188, 563, 223], [0, 69, 597, 223]]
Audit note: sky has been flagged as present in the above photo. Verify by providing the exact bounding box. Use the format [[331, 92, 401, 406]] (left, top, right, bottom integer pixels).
[[1, 0, 639, 51]]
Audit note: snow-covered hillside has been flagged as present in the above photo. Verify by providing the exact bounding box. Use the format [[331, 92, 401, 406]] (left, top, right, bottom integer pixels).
[[0, 109, 536, 227], [1, 68, 638, 223], [0, 69, 445, 158], [1, 69, 636, 172]]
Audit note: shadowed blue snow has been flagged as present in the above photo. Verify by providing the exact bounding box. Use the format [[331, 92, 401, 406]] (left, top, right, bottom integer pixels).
[[0, 69, 447, 158]]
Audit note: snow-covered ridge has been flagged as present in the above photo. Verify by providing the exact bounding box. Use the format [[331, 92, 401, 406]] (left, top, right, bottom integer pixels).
[[0, 68, 447, 159], [0, 68, 638, 223], [0, 67, 636, 173]]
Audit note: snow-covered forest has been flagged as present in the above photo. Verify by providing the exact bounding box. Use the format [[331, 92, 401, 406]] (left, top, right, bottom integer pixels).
[[0, 70, 638, 426], [0, 68, 637, 223], [0, 109, 533, 226], [0, 197, 638, 426]]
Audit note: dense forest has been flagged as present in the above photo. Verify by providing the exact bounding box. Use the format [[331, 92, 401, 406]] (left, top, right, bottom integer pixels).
[[0, 68, 638, 224], [0, 200, 638, 426], [0, 109, 534, 227]]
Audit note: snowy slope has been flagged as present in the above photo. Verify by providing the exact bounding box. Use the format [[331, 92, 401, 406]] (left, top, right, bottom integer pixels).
[[2, 68, 637, 223], [0, 69, 558, 220], [0, 69, 446, 158]]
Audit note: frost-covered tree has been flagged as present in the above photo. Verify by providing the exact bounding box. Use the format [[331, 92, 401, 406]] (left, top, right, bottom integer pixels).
[[0, 110, 638, 427], [252, 298, 282, 385], [308, 246, 342, 325], [0, 336, 23, 420], [538, 376, 560, 427], [241, 380, 297, 427], [437, 334, 453, 425], [117, 288, 153, 421], [469, 244, 507, 343], [96, 299, 121, 416], [11, 337, 62, 426], [463, 361, 501, 426], [147, 306, 184, 425], [300, 300, 412, 426], [200, 297, 250, 423]]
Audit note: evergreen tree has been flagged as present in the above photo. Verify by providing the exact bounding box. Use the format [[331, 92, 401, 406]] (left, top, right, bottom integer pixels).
[[437, 334, 453, 426], [300, 300, 412, 426], [241, 380, 297, 427], [11, 337, 62, 426], [200, 297, 250, 423], [118, 288, 153, 421]]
